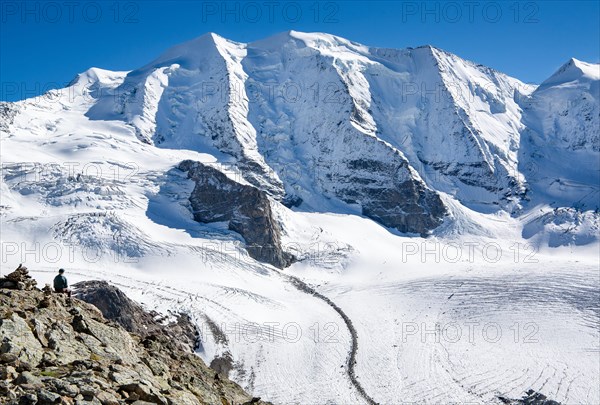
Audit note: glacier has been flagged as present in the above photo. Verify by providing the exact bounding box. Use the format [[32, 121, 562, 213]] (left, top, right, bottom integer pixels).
[[1, 31, 599, 404]]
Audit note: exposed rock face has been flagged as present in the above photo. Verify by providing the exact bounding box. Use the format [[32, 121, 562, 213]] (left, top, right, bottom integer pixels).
[[361, 181, 447, 236], [498, 389, 561, 404], [73, 280, 200, 353], [0, 270, 267, 405], [333, 159, 447, 235], [179, 160, 295, 268]]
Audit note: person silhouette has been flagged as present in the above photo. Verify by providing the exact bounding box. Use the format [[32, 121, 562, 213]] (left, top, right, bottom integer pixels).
[[53, 268, 71, 298]]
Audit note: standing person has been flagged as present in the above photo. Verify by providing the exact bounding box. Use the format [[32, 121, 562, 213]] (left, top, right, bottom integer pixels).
[[53, 268, 71, 297]]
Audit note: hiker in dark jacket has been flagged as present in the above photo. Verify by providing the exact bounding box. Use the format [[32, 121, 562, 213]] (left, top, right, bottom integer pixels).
[[53, 268, 71, 297]]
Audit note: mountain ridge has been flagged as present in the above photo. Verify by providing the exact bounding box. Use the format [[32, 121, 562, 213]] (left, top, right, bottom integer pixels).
[[1, 30, 598, 262]]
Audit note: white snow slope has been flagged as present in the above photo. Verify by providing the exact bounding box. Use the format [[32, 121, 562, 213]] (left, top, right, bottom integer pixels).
[[1, 31, 599, 404]]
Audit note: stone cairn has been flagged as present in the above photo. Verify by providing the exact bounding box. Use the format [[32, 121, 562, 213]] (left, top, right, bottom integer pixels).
[[0, 264, 37, 291]]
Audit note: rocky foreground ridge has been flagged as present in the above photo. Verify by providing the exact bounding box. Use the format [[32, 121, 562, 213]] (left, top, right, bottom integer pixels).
[[0, 266, 267, 405], [71, 280, 200, 354]]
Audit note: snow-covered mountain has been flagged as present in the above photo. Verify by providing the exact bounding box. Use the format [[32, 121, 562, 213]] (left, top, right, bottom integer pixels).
[[4, 31, 597, 242], [1, 31, 599, 404], [519, 58, 599, 210]]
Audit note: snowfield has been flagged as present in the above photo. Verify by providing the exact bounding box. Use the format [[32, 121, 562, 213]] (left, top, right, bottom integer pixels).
[[1, 31, 599, 404]]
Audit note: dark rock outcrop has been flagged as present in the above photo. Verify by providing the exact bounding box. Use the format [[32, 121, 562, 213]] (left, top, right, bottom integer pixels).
[[323, 157, 447, 236], [358, 179, 446, 237], [179, 160, 295, 268], [0, 267, 269, 405], [499, 389, 561, 404], [73, 280, 200, 353]]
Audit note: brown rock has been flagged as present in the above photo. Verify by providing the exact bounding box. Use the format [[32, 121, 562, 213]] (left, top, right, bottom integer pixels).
[[0, 352, 18, 364]]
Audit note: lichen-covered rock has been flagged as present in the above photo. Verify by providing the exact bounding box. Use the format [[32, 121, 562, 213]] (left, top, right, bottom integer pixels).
[[0, 278, 269, 405], [0, 313, 44, 366], [179, 160, 295, 268]]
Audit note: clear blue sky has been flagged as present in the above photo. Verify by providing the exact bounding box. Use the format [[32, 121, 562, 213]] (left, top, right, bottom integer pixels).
[[1, 1, 599, 101]]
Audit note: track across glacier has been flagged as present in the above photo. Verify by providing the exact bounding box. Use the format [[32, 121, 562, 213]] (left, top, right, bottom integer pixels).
[[283, 274, 378, 405]]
